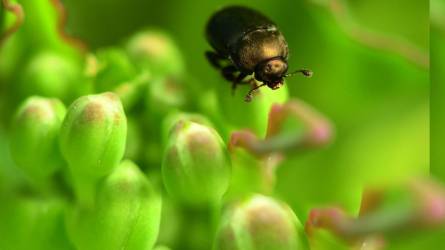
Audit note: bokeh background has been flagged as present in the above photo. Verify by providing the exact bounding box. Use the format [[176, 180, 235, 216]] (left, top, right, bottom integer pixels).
[[0, 0, 439, 249], [432, 0, 445, 183]]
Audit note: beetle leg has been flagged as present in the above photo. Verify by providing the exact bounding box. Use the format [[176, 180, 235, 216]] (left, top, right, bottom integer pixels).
[[231, 72, 250, 95], [222, 65, 238, 81], [235, 72, 249, 83], [207, 52, 253, 96], [222, 66, 249, 95], [221, 66, 240, 95], [205, 51, 227, 68]]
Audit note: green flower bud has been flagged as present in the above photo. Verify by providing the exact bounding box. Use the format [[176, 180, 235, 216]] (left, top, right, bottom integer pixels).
[[124, 117, 143, 160], [66, 160, 162, 250], [0, 195, 73, 250], [59, 92, 127, 204], [161, 112, 214, 147], [92, 48, 138, 92], [10, 96, 66, 185], [126, 30, 184, 76], [60, 92, 127, 177], [162, 120, 230, 206], [113, 72, 149, 112], [19, 51, 81, 101], [145, 76, 187, 117], [215, 195, 309, 250], [153, 246, 172, 250]]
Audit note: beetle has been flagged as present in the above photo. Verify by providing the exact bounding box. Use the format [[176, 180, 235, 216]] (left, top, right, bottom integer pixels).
[[205, 6, 312, 102]]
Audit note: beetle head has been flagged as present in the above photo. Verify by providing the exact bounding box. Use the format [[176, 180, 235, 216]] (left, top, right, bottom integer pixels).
[[254, 58, 288, 90]]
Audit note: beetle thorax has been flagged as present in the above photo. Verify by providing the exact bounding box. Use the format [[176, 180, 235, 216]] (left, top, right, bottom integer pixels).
[[231, 28, 288, 73]]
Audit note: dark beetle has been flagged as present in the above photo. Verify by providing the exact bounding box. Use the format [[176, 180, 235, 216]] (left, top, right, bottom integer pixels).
[[205, 6, 312, 102]]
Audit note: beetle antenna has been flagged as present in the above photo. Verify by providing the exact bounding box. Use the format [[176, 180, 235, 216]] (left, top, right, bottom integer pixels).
[[245, 83, 266, 102], [285, 69, 313, 78]]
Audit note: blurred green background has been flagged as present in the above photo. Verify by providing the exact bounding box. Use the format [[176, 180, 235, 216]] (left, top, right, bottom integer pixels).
[[0, 0, 436, 249], [432, 0, 445, 182]]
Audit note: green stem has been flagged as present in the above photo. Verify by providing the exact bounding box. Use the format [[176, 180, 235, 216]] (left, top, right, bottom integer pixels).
[[71, 171, 99, 207], [18, 0, 77, 56], [0, 2, 3, 13], [260, 155, 282, 194], [210, 199, 222, 236], [25, 175, 55, 196]]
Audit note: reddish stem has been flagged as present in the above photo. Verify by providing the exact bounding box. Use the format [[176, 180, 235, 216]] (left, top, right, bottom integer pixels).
[[306, 179, 445, 248], [50, 0, 87, 53], [409, 178, 445, 226], [267, 99, 333, 147], [329, 0, 428, 69], [228, 129, 261, 155], [229, 99, 333, 157], [359, 188, 384, 216], [0, 0, 24, 46]]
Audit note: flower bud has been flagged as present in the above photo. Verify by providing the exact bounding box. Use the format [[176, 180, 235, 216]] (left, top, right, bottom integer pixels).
[[161, 112, 213, 147], [10, 96, 66, 183], [125, 30, 185, 77], [0, 195, 73, 250], [145, 76, 187, 117], [153, 245, 172, 250], [92, 48, 138, 92], [113, 72, 149, 112], [215, 195, 309, 250], [59, 92, 127, 177], [162, 120, 230, 206], [19, 51, 81, 101], [66, 160, 162, 250]]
